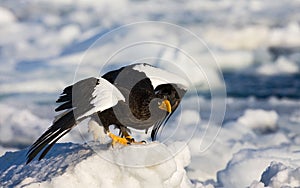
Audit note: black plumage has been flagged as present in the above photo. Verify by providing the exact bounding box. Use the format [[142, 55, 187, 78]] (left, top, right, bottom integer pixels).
[[26, 63, 187, 163]]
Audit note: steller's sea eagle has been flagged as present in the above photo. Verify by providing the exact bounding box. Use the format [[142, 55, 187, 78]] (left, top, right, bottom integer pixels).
[[26, 63, 188, 163]]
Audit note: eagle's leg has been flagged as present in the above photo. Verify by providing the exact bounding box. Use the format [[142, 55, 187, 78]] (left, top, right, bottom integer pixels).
[[120, 127, 146, 144], [105, 127, 130, 146], [120, 127, 135, 143]]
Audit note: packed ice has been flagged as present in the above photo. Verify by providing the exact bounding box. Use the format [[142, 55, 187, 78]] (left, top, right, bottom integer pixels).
[[0, 0, 299, 187]]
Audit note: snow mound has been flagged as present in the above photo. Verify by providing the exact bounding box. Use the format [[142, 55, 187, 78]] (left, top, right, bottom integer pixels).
[[0, 7, 16, 25], [0, 142, 192, 188], [214, 50, 254, 71], [260, 161, 300, 187], [256, 56, 299, 75], [217, 146, 300, 188], [237, 109, 278, 133]]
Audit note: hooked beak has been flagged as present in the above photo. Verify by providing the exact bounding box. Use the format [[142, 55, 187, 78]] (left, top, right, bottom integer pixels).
[[159, 99, 172, 113]]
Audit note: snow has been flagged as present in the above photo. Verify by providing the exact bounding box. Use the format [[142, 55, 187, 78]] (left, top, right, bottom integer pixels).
[[184, 96, 299, 186], [213, 50, 254, 71], [217, 146, 300, 188], [0, 145, 16, 157], [256, 56, 299, 75], [269, 22, 300, 47], [0, 79, 66, 94], [260, 162, 300, 187], [203, 26, 270, 51], [0, 103, 50, 147], [237, 109, 278, 133], [0, 7, 16, 25], [0, 0, 300, 187], [0, 142, 192, 188]]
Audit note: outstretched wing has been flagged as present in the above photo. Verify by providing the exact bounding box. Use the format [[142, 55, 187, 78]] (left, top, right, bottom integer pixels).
[[55, 77, 125, 120], [26, 77, 125, 163]]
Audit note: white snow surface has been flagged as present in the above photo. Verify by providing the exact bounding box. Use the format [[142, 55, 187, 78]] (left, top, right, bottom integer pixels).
[[0, 7, 16, 25], [0, 103, 50, 146], [256, 56, 299, 75], [217, 146, 300, 188], [237, 109, 278, 133], [0, 142, 192, 188]]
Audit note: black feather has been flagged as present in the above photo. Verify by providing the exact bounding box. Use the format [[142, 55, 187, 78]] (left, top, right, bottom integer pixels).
[[55, 101, 72, 112], [56, 94, 70, 103], [151, 113, 173, 141], [38, 129, 71, 160], [26, 110, 76, 164]]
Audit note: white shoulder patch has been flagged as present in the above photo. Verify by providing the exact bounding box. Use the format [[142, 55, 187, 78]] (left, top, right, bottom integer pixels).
[[78, 78, 125, 119], [132, 64, 189, 89]]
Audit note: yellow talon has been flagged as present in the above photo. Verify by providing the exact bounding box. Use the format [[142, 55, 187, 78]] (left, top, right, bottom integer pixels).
[[108, 132, 130, 146], [107, 131, 146, 146], [125, 135, 134, 142], [124, 135, 146, 144]]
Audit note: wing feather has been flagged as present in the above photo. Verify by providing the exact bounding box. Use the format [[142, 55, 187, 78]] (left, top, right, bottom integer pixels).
[[77, 77, 125, 119], [132, 63, 189, 90], [26, 77, 125, 163]]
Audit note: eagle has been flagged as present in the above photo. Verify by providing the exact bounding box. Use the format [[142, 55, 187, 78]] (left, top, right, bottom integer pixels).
[[26, 63, 188, 163]]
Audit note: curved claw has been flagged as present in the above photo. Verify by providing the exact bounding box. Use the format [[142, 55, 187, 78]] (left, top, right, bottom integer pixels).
[[125, 136, 146, 144], [108, 132, 130, 146], [107, 131, 146, 147], [125, 136, 135, 143]]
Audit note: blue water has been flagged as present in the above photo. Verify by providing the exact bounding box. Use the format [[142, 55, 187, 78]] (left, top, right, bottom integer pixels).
[[224, 73, 300, 99]]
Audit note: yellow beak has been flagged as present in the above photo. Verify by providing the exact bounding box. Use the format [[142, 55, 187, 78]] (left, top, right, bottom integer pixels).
[[159, 99, 172, 113]]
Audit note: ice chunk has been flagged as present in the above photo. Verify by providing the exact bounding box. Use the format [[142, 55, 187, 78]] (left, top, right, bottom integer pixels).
[[0, 7, 16, 25], [260, 162, 300, 187], [256, 56, 299, 75], [217, 146, 300, 188], [237, 109, 278, 133]]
